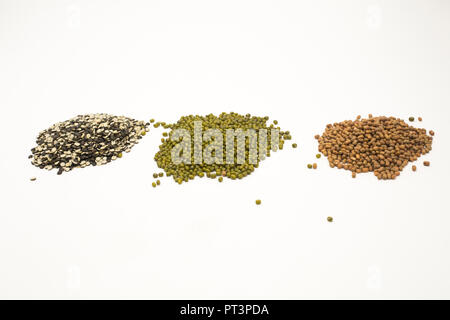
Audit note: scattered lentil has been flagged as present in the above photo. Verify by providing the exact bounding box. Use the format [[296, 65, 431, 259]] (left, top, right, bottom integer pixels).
[[30, 177, 36, 181], [327, 217, 333, 223], [312, 163, 317, 169], [316, 154, 321, 159], [429, 130, 435, 136], [423, 161, 430, 167], [292, 143, 298, 148], [256, 200, 262, 205], [409, 117, 415, 122], [307, 164, 313, 169], [418, 117, 423, 122], [412, 165, 417, 172]]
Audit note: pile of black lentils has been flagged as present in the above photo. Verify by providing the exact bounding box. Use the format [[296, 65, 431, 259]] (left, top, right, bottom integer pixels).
[[29, 114, 148, 175]]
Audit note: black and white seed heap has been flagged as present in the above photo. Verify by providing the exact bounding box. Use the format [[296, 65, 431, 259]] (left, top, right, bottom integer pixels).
[[30, 114, 149, 175]]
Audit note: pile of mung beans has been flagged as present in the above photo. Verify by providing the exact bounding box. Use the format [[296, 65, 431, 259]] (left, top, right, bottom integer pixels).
[[154, 112, 292, 184]]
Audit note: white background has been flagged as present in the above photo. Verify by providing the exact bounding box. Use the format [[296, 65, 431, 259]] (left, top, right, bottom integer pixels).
[[1, 0, 449, 299]]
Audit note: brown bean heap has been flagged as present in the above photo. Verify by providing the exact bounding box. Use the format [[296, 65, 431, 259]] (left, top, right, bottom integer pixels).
[[317, 116, 433, 180]]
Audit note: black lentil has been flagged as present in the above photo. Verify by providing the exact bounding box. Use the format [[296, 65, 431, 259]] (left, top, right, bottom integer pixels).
[[30, 114, 148, 174]]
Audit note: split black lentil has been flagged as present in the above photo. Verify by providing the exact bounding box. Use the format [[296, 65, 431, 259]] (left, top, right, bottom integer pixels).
[[29, 114, 148, 174]]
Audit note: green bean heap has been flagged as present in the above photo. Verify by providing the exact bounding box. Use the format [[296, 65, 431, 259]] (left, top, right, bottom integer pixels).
[[154, 113, 293, 184]]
